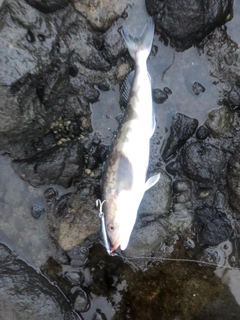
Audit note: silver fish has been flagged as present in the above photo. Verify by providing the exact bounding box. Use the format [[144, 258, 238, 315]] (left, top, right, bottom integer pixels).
[[102, 17, 160, 252]]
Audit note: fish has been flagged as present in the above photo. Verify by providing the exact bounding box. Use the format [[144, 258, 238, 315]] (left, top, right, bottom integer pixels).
[[101, 17, 160, 252]]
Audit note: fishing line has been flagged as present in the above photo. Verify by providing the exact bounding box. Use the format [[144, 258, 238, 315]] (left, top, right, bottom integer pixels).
[[96, 200, 240, 270], [118, 255, 238, 270]]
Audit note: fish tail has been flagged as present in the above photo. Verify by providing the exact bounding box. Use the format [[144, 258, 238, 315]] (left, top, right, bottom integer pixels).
[[121, 17, 155, 62]]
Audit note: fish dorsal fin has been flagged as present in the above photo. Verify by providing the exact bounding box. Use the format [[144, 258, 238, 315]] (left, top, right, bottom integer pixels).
[[116, 154, 133, 194], [120, 70, 135, 108], [145, 173, 160, 191]]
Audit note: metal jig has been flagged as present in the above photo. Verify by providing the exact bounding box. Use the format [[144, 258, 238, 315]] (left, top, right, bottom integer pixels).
[[96, 199, 118, 256]]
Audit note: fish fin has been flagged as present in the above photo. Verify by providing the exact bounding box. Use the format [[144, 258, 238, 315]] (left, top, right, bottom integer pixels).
[[116, 154, 133, 194], [120, 70, 135, 108], [145, 173, 160, 191], [121, 17, 155, 62]]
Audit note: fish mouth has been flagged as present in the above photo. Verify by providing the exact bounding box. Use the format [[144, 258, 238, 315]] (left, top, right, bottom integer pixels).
[[111, 236, 121, 252]]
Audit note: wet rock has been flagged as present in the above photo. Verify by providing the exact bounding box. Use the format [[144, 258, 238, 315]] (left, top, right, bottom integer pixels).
[[73, 289, 90, 313], [47, 179, 100, 251], [44, 187, 58, 200], [125, 217, 169, 257], [12, 141, 84, 188], [162, 113, 198, 161], [25, 0, 69, 13], [146, 0, 233, 50], [169, 202, 193, 233], [227, 150, 240, 213], [103, 23, 126, 65], [0, 0, 70, 157], [228, 84, 240, 109], [163, 87, 172, 95], [194, 206, 232, 245], [67, 246, 89, 268], [152, 88, 168, 104], [31, 204, 45, 219], [192, 81, 205, 95], [98, 80, 111, 92], [205, 105, 234, 138], [173, 180, 191, 203], [180, 141, 226, 184], [0, 243, 80, 320], [64, 271, 84, 286], [62, 9, 111, 74], [139, 169, 172, 215], [165, 160, 181, 176], [92, 309, 108, 320], [93, 144, 110, 163], [196, 125, 209, 140], [73, 0, 127, 32]]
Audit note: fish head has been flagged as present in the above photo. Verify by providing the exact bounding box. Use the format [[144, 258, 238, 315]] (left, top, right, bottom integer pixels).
[[105, 190, 138, 252]]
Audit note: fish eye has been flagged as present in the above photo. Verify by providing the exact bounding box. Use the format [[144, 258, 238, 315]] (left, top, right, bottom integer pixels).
[[107, 223, 115, 232]]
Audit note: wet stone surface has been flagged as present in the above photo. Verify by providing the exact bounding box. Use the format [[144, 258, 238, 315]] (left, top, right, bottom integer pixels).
[[180, 141, 226, 184], [0, 243, 80, 320], [146, 0, 233, 50], [162, 113, 199, 161]]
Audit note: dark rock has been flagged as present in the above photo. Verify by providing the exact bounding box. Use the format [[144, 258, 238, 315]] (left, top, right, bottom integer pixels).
[[25, 0, 69, 13], [0, 1, 71, 158], [31, 204, 45, 219], [44, 187, 58, 200], [152, 88, 168, 104], [196, 126, 209, 140], [194, 206, 232, 245], [69, 121, 81, 136], [228, 84, 240, 109], [103, 22, 125, 65], [93, 144, 110, 164], [73, 289, 90, 313], [54, 193, 71, 217], [165, 160, 181, 176], [64, 271, 84, 286], [146, 0, 233, 50], [0, 243, 80, 320], [192, 82, 206, 95], [92, 309, 108, 320], [12, 142, 84, 188], [162, 113, 198, 161], [173, 180, 191, 203], [145, 0, 165, 14], [227, 150, 240, 213], [85, 86, 100, 104], [163, 87, 172, 95], [92, 137, 101, 145], [180, 141, 226, 184], [98, 80, 111, 92], [67, 246, 89, 268]]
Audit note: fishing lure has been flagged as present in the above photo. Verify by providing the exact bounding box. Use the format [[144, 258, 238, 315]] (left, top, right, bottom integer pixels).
[[96, 199, 118, 256]]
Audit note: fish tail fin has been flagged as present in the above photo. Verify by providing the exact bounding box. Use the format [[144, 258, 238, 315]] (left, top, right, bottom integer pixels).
[[121, 17, 155, 62]]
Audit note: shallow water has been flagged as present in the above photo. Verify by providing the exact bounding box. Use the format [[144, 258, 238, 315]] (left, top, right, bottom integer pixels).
[[1, 0, 240, 319]]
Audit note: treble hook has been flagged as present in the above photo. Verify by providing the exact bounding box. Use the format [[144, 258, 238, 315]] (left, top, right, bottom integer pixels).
[[96, 199, 106, 218]]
